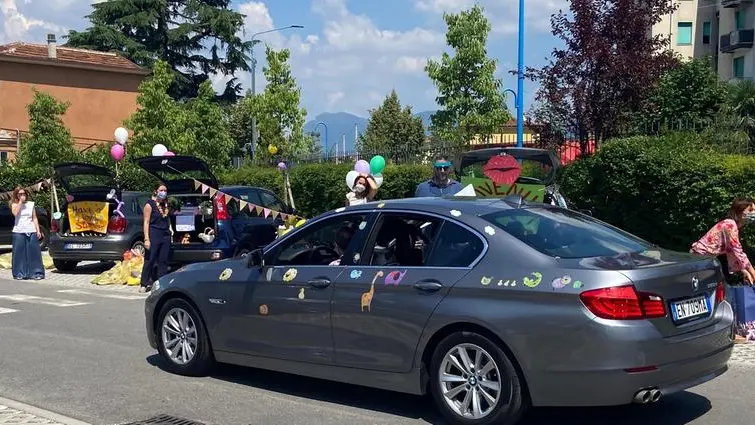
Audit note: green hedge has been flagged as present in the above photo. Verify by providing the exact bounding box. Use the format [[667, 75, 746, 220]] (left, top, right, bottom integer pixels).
[[560, 132, 755, 252]]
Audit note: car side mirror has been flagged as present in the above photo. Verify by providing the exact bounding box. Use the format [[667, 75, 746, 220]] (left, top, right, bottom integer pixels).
[[247, 249, 264, 269]]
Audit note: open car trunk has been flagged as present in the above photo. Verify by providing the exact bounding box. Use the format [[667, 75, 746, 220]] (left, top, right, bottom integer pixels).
[[53, 163, 121, 236], [455, 147, 567, 206], [134, 156, 220, 247]]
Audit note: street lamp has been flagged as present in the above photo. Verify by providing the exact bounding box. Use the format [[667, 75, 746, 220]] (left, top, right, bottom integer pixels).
[[503, 89, 518, 146], [516, 0, 524, 148], [314, 121, 328, 159], [249, 25, 304, 157]]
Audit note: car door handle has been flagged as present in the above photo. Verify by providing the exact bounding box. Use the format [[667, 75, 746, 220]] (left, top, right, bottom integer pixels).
[[308, 278, 332, 289], [414, 280, 442, 292]]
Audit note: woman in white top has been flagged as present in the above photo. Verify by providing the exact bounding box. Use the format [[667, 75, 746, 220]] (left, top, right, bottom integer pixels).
[[9, 187, 45, 280], [346, 174, 378, 206]]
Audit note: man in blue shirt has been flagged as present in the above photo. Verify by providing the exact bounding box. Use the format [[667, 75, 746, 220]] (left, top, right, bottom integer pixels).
[[415, 154, 462, 197]]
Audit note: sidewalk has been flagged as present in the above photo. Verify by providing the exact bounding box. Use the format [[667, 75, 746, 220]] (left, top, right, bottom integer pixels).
[[0, 397, 89, 425]]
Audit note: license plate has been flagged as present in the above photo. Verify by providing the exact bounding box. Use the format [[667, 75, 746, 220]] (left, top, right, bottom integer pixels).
[[64, 243, 93, 250], [671, 295, 711, 322]]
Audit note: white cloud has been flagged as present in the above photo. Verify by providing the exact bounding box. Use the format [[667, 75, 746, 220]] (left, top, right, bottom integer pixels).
[[326, 91, 344, 107], [395, 56, 428, 74], [415, 0, 475, 13], [0, 0, 66, 43]]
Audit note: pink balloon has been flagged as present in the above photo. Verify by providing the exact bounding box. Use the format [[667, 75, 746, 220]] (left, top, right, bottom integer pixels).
[[164, 151, 176, 156], [110, 144, 125, 161]]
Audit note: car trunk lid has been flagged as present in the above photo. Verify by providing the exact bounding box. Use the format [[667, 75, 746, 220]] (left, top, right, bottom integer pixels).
[[54, 163, 120, 200], [134, 156, 218, 194]]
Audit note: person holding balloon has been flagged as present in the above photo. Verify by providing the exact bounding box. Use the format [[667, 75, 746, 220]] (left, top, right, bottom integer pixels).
[[346, 174, 378, 206], [345, 156, 385, 206]]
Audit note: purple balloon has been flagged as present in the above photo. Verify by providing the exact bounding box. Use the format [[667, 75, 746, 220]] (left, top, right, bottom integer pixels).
[[277, 162, 287, 171], [354, 160, 370, 174], [110, 144, 125, 161]]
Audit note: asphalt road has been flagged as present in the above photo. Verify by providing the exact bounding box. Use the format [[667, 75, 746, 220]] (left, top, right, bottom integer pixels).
[[0, 277, 753, 425]]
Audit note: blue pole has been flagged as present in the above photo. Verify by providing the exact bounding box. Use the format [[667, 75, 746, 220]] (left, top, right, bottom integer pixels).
[[516, 0, 524, 148]]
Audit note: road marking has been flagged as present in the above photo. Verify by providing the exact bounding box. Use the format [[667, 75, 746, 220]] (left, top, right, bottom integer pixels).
[[0, 308, 19, 315], [0, 294, 90, 307], [57, 289, 146, 300]]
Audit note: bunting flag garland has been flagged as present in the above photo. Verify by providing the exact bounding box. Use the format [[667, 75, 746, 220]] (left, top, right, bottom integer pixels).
[[0, 178, 52, 201], [189, 178, 302, 222]]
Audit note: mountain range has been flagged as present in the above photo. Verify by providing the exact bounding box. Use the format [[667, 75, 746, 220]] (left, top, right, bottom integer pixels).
[[303, 111, 435, 153]]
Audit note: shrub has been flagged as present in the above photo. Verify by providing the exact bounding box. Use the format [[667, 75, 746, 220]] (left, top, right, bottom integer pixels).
[[560, 132, 755, 252]]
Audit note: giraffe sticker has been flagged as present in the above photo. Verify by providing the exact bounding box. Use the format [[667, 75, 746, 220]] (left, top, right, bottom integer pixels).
[[361, 271, 384, 312]]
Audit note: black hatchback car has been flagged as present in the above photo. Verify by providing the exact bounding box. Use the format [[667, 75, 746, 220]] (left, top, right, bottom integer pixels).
[[0, 196, 50, 250]]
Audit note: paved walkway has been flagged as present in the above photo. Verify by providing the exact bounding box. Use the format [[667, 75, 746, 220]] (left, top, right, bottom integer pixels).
[[0, 262, 141, 294], [0, 397, 89, 425]]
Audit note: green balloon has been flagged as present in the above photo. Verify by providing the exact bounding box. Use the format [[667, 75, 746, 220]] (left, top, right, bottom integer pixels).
[[370, 155, 386, 175]]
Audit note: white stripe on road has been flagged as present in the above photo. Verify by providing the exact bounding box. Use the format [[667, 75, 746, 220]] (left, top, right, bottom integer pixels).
[[0, 294, 90, 307], [0, 308, 19, 315], [57, 289, 146, 300]]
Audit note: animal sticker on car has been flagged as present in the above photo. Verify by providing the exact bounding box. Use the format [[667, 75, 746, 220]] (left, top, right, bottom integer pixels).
[[498, 279, 517, 287], [384, 270, 407, 285], [480, 276, 492, 286], [350, 270, 362, 279], [361, 271, 383, 312], [283, 268, 297, 282], [523, 272, 543, 288], [552, 275, 572, 289], [298, 288, 306, 300], [218, 268, 233, 281], [572, 280, 584, 289]]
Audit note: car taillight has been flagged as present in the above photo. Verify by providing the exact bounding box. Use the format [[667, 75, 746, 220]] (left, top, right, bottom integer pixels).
[[214, 194, 229, 220], [107, 216, 127, 233], [579, 285, 666, 320], [50, 219, 60, 233], [715, 281, 725, 304]]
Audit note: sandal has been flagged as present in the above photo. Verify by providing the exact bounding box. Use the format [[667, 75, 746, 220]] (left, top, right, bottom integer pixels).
[[138, 285, 152, 293]]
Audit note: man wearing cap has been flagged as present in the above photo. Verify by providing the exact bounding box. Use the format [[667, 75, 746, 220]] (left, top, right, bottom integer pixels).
[[415, 154, 462, 197]]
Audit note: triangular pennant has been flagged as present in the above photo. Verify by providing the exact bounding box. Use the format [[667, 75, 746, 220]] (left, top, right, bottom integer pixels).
[[263, 208, 270, 218], [209, 187, 217, 197], [224, 193, 233, 204], [201, 184, 209, 194], [248, 203, 255, 212], [271, 211, 279, 219], [255, 205, 263, 216], [239, 200, 248, 211], [193, 179, 201, 190], [280, 213, 288, 221]]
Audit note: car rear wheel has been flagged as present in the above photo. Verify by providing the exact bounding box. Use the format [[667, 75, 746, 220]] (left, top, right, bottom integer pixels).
[[429, 331, 527, 425], [53, 259, 78, 272], [156, 298, 214, 376]]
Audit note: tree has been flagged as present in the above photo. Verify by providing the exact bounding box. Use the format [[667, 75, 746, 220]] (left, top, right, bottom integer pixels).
[[635, 57, 726, 132], [184, 80, 237, 170], [254, 46, 309, 160], [425, 5, 510, 146], [66, 0, 249, 101], [357, 90, 425, 161], [16, 90, 78, 171], [530, 0, 680, 152]]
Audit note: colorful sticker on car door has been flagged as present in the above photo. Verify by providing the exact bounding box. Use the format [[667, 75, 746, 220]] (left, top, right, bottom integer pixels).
[[283, 268, 297, 282], [361, 271, 383, 312], [523, 272, 542, 288], [384, 270, 407, 285]]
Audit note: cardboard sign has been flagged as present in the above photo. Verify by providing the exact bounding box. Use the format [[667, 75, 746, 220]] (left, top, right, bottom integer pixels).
[[460, 177, 545, 202], [68, 201, 109, 233]]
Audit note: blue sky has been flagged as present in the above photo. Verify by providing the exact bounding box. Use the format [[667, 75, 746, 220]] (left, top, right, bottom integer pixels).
[[1, 0, 567, 120]]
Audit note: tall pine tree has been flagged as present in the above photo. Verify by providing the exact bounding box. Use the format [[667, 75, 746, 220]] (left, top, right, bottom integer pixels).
[[357, 90, 425, 162], [65, 0, 250, 101]]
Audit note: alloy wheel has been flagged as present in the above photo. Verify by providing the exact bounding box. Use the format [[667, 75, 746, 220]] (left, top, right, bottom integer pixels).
[[161, 307, 198, 365], [439, 343, 502, 420]]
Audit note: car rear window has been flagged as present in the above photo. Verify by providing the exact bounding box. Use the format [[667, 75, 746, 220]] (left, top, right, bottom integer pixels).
[[482, 207, 652, 259]]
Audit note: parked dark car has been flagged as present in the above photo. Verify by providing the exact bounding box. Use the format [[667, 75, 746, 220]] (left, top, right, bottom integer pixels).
[[0, 195, 51, 251], [48, 162, 149, 271], [134, 155, 293, 264], [144, 196, 733, 425]]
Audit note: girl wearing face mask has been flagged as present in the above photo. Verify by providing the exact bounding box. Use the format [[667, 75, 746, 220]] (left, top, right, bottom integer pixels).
[[691, 197, 755, 285], [9, 186, 45, 280], [139, 184, 171, 292], [346, 174, 378, 206]]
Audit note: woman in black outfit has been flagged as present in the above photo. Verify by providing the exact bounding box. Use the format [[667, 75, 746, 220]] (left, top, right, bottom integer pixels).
[[140, 184, 171, 293]]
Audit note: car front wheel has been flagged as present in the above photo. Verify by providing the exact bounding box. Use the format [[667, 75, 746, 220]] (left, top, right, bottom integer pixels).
[[156, 298, 214, 376], [429, 331, 527, 425], [53, 259, 78, 272]]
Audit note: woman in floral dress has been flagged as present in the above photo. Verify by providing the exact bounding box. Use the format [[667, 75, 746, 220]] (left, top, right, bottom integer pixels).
[[691, 197, 755, 284]]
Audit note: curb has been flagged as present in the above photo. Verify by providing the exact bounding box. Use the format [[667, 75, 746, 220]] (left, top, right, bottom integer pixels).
[[0, 396, 91, 425]]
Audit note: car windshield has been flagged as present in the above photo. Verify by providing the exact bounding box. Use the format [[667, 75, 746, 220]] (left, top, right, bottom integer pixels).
[[482, 207, 652, 259]]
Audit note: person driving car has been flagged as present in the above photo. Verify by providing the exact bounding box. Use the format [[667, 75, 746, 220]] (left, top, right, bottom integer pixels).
[[329, 226, 356, 265]]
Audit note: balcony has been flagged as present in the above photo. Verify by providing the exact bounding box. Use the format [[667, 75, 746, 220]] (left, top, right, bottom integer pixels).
[[720, 29, 755, 53], [722, 0, 753, 8]]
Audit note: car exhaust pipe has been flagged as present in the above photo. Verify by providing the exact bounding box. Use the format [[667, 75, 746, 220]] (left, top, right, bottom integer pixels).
[[649, 389, 662, 403], [633, 390, 652, 404]]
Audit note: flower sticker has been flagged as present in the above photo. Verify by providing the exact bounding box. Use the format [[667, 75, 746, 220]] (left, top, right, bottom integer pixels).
[[484, 226, 496, 236], [218, 268, 233, 281], [335, 207, 346, 213], [283, 268, 298, 282], [350, 270, 362, 279], [450, 209, 462, 217], [359, 221, 367, 230], [481, 276, 492, 286], [377, 203, 386, 208], [298, 288, 306, 300], [259, 304, 269, 315]]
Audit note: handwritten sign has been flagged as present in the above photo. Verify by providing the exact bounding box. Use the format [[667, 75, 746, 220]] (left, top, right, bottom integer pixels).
[[68, 201, 109, 233], [460, 177, 545, 202]]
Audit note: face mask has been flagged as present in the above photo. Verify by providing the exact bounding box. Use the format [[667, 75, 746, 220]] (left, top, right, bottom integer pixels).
[[354, 184, 366, 193], [157, 191, 167, 200], [744, 212, 755, 224]]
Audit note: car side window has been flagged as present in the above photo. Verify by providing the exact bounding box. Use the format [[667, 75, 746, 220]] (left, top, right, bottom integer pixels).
[[272, 214, 367, 266], [227, 189, 262, 218], [426, 221, 485, 267], [367, 213, 442, 267], [259, 190, 285, 212]]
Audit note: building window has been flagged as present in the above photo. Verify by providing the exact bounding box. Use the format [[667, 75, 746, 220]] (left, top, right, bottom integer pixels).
[[736, 11, 745, 30], [703, 21, 711, 44], [0, 152, 7, 163], [677, 22, 693, 46], [734, 56, 745, 79]]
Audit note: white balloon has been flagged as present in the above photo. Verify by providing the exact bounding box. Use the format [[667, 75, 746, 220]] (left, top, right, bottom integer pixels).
[[152, 144, 168, 157], [114, 127, 129, 145], [373, 173, 384, 187], [345, 170, 359, 189]]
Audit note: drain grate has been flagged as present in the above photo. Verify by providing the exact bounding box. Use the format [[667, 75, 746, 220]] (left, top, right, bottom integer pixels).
[[119, 414, 206, 425]]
